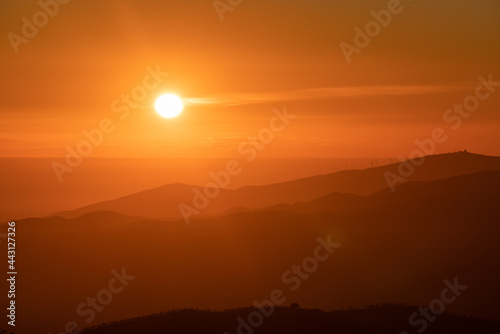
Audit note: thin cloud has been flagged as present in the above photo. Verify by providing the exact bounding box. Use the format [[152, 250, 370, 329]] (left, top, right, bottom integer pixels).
[[185, 83, 475, 107]]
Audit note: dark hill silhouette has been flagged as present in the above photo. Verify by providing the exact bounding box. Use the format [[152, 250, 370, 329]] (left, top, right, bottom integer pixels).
[[14, 210, 147, 235], [53, 151, 500, 219], [255, 170, 500, 214], [10, 168, 500, 333], [81, 306, 500, 334]]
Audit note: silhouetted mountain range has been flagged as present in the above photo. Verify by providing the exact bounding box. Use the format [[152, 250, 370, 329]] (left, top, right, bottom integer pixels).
[[7, 159, 500, 333], [81, 305, 500, 334], [52, 152, 500, 219], [252, 169, 500, 214]]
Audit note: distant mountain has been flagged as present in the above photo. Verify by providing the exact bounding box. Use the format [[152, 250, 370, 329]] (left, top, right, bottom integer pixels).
[[80, 306, 500, 334], [53, 151, 500, 219], [11, 168, 500, 333], [258, 170, 500, 214], [15, 210, 147, 235]]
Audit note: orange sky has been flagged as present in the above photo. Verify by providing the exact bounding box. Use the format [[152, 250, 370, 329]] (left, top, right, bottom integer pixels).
[[1, 0, 499, 158]]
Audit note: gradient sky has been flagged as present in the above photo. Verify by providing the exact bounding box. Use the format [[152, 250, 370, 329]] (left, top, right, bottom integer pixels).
[[1, 0, 499, 158]]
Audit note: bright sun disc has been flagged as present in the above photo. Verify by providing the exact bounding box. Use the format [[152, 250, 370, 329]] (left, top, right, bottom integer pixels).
[[155, 94, 184, 118]]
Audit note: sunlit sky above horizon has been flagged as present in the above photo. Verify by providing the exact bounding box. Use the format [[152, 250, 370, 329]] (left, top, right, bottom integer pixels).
[[1, 0, 499, 158]]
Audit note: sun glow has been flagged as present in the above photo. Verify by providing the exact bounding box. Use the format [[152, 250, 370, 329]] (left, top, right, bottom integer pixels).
[[155, 94, 184, 118]]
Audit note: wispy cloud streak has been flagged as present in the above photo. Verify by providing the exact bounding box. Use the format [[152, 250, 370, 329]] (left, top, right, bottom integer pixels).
[[185, 84, 475, 107]]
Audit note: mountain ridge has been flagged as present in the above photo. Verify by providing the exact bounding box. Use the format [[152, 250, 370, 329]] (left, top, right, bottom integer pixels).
[[52, 152, 500, 220]]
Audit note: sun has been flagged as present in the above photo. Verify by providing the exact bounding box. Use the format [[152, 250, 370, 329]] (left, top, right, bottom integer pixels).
[[155, 94, 184, 118]]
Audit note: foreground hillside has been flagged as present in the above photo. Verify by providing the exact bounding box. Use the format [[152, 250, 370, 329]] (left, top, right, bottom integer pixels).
[[81, 306, 500, 334]]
